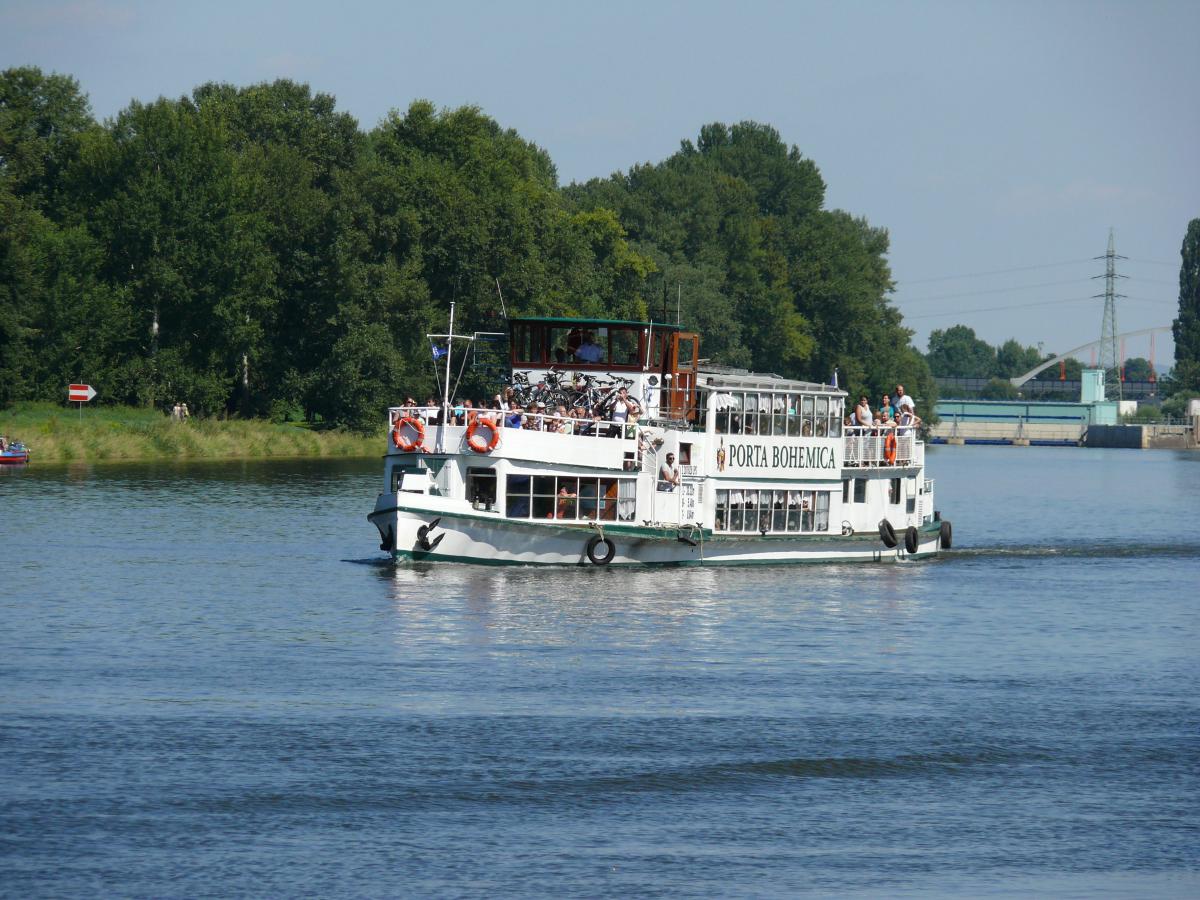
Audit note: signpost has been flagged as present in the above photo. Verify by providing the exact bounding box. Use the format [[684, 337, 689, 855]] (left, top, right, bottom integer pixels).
[[68, 383, 96, 419]]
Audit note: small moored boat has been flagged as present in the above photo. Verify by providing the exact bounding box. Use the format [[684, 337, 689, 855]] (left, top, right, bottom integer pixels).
[[0, 439, 30, 466]]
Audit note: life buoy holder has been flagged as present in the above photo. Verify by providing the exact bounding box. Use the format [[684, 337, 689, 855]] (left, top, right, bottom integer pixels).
[[466, 418, 501, 453], [904, 525, 920, 554], [585, 534, 616, 565], [392, 415, 424, 452], [883, 431, 898, 464]]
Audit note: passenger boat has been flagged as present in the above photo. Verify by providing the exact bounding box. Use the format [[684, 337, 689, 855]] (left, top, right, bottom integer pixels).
[[368, 310, 951, 566], [0, 440, 30, 465]]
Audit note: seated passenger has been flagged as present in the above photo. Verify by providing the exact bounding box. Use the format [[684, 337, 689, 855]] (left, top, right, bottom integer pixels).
[[574, 331, 604, 363], [556, 486, 577, 518]]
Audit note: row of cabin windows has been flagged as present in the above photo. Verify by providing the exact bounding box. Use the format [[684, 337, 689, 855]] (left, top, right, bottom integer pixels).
[[512, 323, 655, 369], [505, 474, 636, 522], [842, 477, 918, 513], [714, 489, 831, 534], [713, 393, 843, 438]]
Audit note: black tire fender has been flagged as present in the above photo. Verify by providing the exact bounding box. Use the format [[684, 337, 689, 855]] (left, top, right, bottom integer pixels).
[[879, 519, 898, 548], [939, 520, 953, 550], [585, 535, 616, 565], [904, 525, 919, 554]]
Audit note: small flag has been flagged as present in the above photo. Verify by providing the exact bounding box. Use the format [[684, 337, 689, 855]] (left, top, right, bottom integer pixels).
[[431, 344, 447, 361]]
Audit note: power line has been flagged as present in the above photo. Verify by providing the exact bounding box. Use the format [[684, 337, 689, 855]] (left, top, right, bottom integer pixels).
[[905, 295, 1097, 321], [897, 258, 1093, 285], [898, 277, 1088, 304]]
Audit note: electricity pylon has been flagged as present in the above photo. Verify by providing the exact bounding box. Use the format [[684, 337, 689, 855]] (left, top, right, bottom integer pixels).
[[1093, 228, 1126, 400]]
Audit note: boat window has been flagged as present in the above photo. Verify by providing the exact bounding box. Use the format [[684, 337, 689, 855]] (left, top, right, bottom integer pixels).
[[466, 467, 497, 509], [611, 328, 640, 367], [505, 474, 532, 517], [842, 479, 850, 503], [815, 491, 830, 532], [715, 487, 832, 534], [728, 488, 744, 530], [505, 474, 636, 522], [787, 394, 802, 436], [815, 397, 829, 436], [907, 478, 918, 514], [532, 475, 557, 519], [727, 393, 744, 434], [771, 394, 787, 437], [889, 478, 901, 505], [649, 331, 666, 369], [617, 480, 636, 521], [676, 336, 695, 368], [854, 478, 867, 503], [512, 323, 539, 365], [802, 395, 815, 436], [829, 399, 843, 437]]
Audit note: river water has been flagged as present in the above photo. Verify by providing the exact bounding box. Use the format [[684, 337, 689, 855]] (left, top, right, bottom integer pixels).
[[1, 446, 1197, 897]]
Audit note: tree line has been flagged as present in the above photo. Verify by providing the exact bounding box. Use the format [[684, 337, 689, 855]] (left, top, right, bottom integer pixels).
[[3, 67, 934, 428]]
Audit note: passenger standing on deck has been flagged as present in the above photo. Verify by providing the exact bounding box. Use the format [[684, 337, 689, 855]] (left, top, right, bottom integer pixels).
[[895, 385, 914, 418], [657, 453, 680, 491], [609, 387, 640, 438], [854, 395, 873, 427]]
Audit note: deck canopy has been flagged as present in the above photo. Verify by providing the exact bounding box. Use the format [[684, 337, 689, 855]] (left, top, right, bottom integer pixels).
[[509, 316, 682, 372], [699, 367, 845, 397]]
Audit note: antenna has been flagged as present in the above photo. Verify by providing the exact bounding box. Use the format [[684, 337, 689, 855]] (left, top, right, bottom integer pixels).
[[1092, 228, 1127, 400], [495, 278, 508, 320]]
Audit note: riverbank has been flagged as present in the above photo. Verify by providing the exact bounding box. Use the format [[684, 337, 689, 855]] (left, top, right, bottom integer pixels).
[[0, 403, 383, 463]]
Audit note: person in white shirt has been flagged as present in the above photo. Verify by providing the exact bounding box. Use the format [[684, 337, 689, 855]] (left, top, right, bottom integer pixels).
[[658, 453, 680, 491], [574, 331, 604, 363], [608, 387, 640, 437]]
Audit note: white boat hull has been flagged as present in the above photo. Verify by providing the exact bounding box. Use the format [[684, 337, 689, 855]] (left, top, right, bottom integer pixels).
[[369, 494, 943, 567]]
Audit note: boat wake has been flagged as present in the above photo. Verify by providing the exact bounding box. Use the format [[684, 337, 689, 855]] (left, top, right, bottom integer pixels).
[[943, 543, 1198, 561]]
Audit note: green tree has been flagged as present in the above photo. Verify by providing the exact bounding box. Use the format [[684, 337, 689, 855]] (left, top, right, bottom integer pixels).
[[980, 377, 1019, 400], [994, 338, 1043, 379], [1121, 357, 1154, 381], [925, 325, 995, 377], [1170, 218, 1200, 399]]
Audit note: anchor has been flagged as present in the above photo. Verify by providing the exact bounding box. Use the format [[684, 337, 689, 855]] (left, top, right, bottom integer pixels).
[[416, 517, 444, 553]]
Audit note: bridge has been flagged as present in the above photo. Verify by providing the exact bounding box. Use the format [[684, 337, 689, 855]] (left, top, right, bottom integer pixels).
[[1008, 326, 1174, 387]]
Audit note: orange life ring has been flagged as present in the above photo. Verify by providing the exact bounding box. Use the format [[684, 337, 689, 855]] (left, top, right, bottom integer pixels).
[[883, 430, 898, 464], [466, 418, 501, 453], [392, 415, 425, 452]]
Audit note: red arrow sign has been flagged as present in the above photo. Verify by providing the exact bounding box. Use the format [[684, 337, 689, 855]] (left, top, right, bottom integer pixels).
[[68, 384, 97, 402]]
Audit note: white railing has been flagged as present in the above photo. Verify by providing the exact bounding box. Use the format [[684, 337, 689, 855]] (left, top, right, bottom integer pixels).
[[388, 406, 639, 438], [843, 425, 918, 468]]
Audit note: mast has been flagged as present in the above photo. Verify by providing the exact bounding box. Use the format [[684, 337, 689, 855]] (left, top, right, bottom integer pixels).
[[438, 301, 456, 453]]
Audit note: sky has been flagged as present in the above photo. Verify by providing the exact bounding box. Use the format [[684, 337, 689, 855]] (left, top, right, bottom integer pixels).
[[3, 0, 1197, 368]]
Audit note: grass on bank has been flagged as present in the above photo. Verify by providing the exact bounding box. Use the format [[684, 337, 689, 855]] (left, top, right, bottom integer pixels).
[[0, 403, 385, 463]]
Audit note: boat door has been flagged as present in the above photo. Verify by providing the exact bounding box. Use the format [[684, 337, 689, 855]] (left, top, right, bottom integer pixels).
[[662, 332, 699, 420]]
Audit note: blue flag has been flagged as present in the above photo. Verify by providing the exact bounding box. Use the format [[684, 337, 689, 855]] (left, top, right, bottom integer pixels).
[[431, 344, 447, 361]]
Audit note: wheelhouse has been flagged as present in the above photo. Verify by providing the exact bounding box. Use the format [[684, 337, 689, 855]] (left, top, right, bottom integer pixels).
[[508, 316, 701, 421]]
